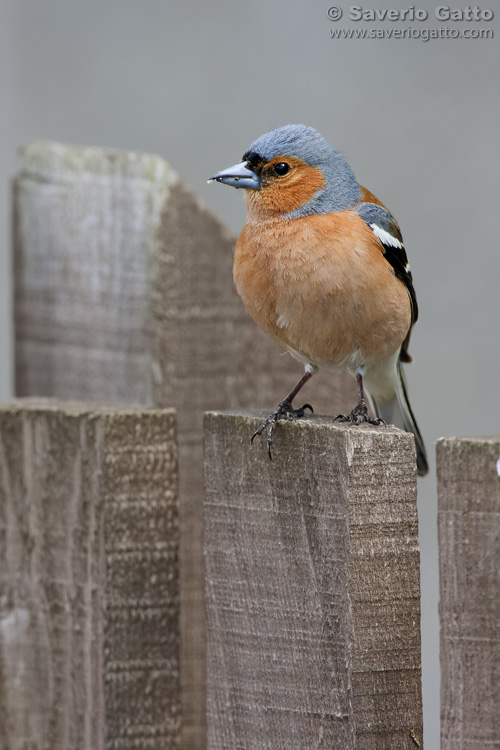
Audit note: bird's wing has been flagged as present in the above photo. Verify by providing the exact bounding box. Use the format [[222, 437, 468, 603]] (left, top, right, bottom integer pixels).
[[354, 202, 418, 362]]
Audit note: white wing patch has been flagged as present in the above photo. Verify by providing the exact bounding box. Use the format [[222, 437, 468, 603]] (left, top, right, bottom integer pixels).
[[370, 223, 404, 249]]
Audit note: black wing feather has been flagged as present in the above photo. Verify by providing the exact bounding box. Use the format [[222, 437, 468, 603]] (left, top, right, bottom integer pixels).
[[355, 202, 418, 361]]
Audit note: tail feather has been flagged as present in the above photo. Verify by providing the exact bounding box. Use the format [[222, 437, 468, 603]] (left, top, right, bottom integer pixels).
[[369, 360, 429, 477]]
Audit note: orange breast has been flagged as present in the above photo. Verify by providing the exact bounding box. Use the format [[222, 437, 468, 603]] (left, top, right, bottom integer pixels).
[[234, 210, 411, 371]]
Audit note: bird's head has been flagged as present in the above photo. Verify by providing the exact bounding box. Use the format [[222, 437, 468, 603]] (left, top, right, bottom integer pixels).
[[209, 124, 362, 219]]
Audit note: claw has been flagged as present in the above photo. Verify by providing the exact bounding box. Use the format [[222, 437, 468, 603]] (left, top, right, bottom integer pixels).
[[296, 403, 314, 417], [334, 401, 385, 426], [251, 400, 314, 460], [266, 423, 274, 460]]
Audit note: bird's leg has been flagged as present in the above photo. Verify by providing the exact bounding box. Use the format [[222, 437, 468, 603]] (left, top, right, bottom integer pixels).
[[251, 370, 315, 459], [334, 370, 385, 426]]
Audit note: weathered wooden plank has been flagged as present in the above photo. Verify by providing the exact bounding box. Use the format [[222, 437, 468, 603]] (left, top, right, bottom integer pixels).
[[0, 398, 179, 750], [13, 140, 354, 750], [437, 436, 500, 750], [204, 412, 423, 750]]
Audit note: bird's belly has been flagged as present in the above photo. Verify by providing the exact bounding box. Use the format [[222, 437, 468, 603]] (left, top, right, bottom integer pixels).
[[277, 294, 406, 370], [237, 272, 409, 372]]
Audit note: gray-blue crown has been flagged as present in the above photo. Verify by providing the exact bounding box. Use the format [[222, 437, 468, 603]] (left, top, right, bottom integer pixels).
[[249, 124, 362, 218]]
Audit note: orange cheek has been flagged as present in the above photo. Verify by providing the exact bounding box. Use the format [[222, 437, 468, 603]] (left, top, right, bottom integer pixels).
[[245, 164, 326, 217]]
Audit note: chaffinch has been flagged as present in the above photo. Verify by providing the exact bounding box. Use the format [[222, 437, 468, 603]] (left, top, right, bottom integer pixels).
[[210, 124, 428, 476]]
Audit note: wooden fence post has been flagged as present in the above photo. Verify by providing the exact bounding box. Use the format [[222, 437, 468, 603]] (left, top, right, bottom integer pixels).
[[437, 436, 500, 750], [0, 399, 179, 750], [204, 412, 423, 750], [12, 140, 354, 750]]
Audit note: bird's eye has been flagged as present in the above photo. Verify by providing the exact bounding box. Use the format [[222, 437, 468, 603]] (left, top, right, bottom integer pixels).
[[274, 162, 290, 176]]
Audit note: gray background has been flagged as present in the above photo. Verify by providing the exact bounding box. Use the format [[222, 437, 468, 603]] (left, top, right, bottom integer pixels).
[[2, 0, 499, 746]]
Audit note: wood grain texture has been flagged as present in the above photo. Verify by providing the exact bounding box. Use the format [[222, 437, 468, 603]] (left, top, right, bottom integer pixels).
[[13, 140, 354, 750], [0, 399, 179, 750], [437, 436, 500, 750], [13, 143, 174, 405], [204, 412, 423, 750]]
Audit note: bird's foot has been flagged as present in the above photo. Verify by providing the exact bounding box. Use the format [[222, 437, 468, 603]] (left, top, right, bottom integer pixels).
[[251, 400, 314, 460], [334, 400, 385, 426]]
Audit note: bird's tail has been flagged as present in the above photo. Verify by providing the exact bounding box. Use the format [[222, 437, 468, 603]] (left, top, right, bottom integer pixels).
[[368, 359, 429, 477]]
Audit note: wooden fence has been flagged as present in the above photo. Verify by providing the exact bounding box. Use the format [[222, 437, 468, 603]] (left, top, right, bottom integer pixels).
[[0, 400, 179, 749], [0, 140, 498, 749], [12, 139, 353, 750], [204, 412, 423, 749], [437, 436, 500, 750]]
